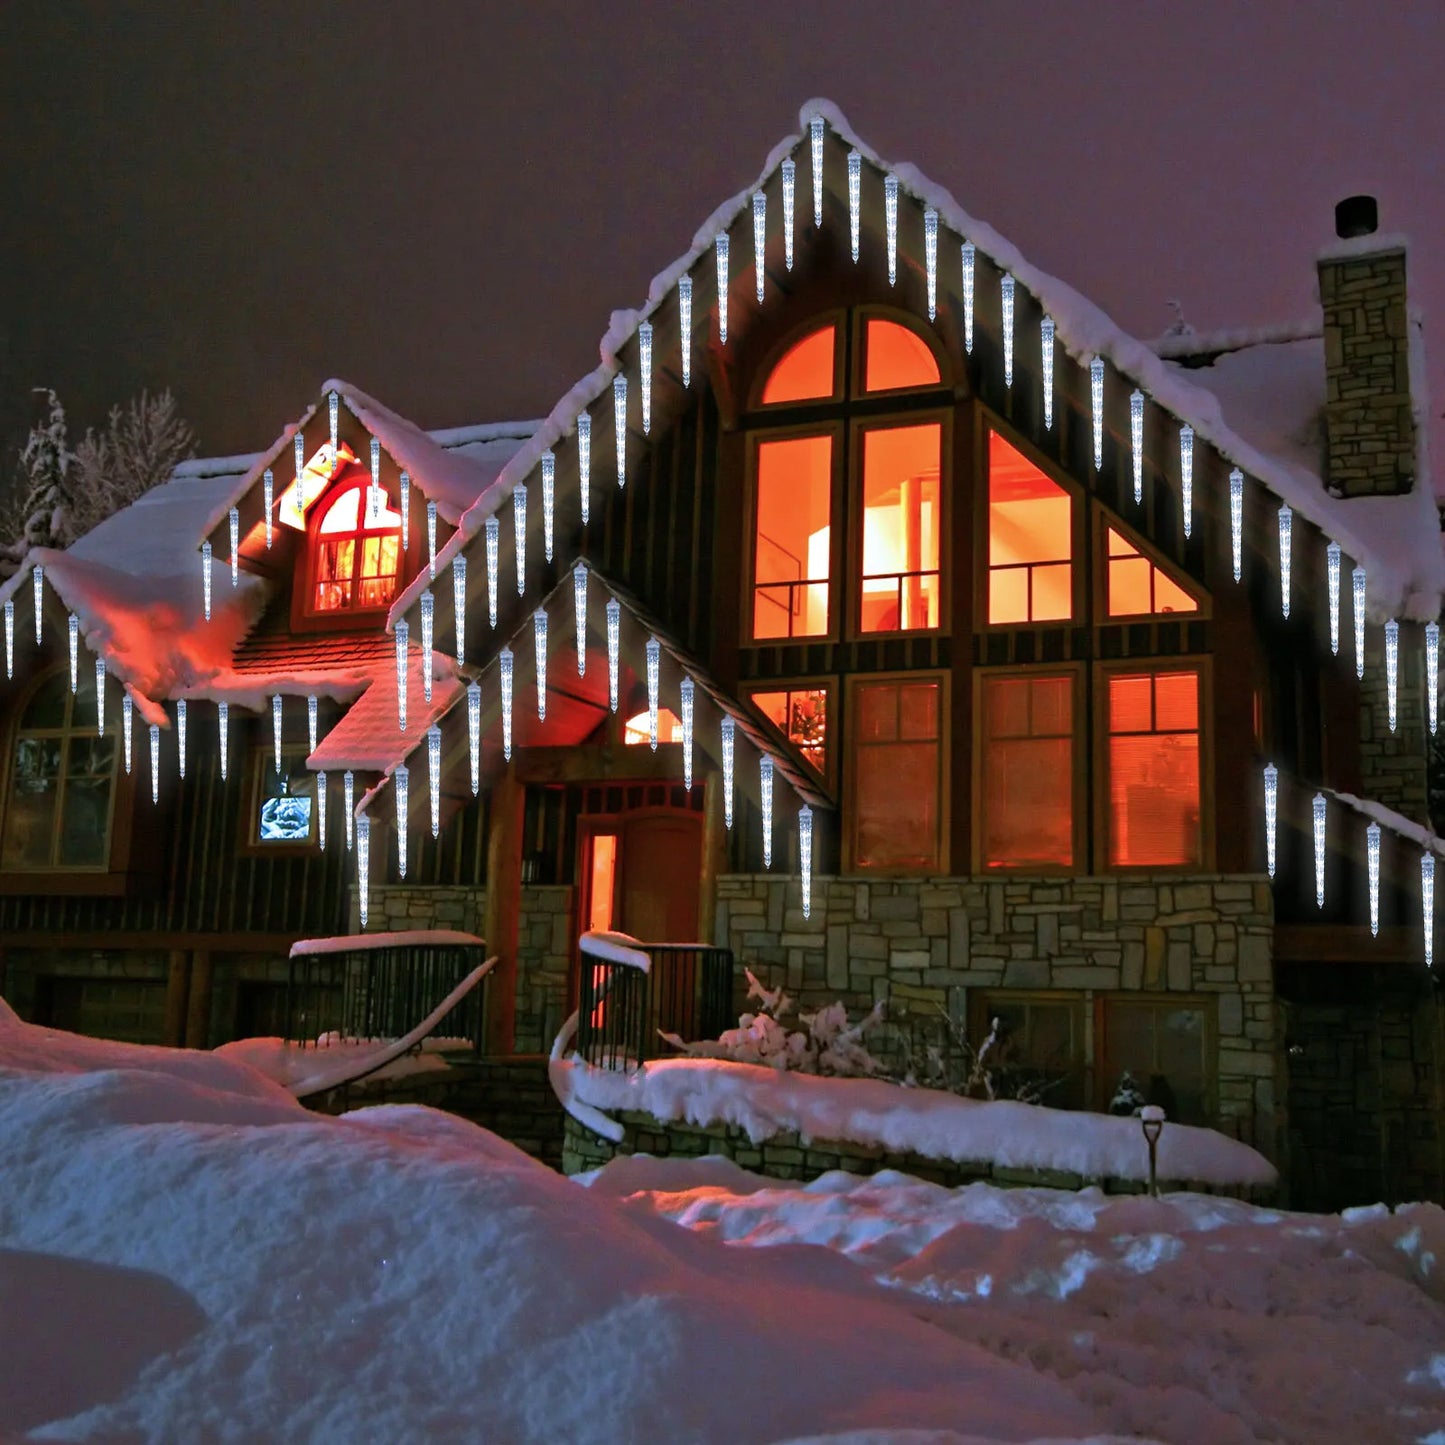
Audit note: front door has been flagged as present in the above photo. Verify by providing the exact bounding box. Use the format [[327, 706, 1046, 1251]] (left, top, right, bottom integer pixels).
[[577, 810, 703, 944]]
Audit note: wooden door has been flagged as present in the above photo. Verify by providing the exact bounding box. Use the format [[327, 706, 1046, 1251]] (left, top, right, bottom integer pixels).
[[619, 812, 704, 943]]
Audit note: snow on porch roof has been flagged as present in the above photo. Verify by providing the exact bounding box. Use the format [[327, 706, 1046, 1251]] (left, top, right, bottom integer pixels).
[[392, 97, 1443, 631]]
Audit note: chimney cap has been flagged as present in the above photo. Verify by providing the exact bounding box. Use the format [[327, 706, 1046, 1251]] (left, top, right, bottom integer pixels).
[[1335, 195, 1379, 240]]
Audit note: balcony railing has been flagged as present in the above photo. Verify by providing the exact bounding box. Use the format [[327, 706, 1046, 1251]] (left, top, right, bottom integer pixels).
[[575, 935, 735, 1070]]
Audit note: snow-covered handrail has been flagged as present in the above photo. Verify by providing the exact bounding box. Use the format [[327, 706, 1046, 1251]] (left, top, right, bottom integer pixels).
[[289, 929, 485, 958], [578, 930, 652, 972]]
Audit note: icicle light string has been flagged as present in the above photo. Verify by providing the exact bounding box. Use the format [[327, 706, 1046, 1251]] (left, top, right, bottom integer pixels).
[[752, 190, 767, 304], [272, 695, 283, 775], [961, 241, 976, 355], [1279, 506, 1293, 619], [427, 500, 438, 578], [420, 591, 435, 703], [760, 755, 775, 868], [1327, 542, 1342, 654], [149, 724, 160, 805], [847, 151, 861, 263], [485, 516, 500, 628], [781, 158, 796, 271], [294, 433, 305, 510], [122, 694, 133, 774], [677, 280, 693, 392], [1424, 851, 1436, 969], [399, 471, 410, 551], [721, 715, 736, 829], [218, 701, 228, 780], [328, 391, 339, 458], [884, 174, 899, 287], [1264, 763, 1278, 878], [638, 326, 653, 437], [1090, 358, 1105, 471], [229, 508, 240, 584], [176, 699, 187, 780], [1386, 619, 1400, 733], [452, 556, 467, 664], [799, 805, 814, 920], [809, 117, 824, 228], [613, 375, 628, 488], [394, 766, 409, 880], [369, 438, 381, 521], [67, 614, 78, 693], [1179, 425, 1194, 540], [1000, 274, 1015, 388], [1427, 622, 1439, 736], [541, 451, 556, 561], [31, 564, 42, 646], [1040, 318, 1055, 430], [606, 599, 621, 713], [1353, 567, 1367, 679], [1312, 792, 1326, 909], [1131, 392, 1145, 507], [201, 542, 212, 622], [263, 469, 274, 549], [573, 563, 588, 677], [534, 609, 548, 721], [1230, 469, 1244, 581], [95, 659, 105, 737], [467, 682, 481, 795], [499, 647, 514, 762], [427, 724, 441, 838], [923, 208, 938, 321], [646, 637, 661, 750], [1367, 821, 1381, 938], [513, 484, 528, 593], [357, 815, 370, 928], [4, 599, 13, 678], [308, 695, 318, 756], [680, 677, 695, 791], [316, 770, 327, 850], [344, 771, 355, 851], [715, 234, 729, 345], [395, 621, 409, 732]]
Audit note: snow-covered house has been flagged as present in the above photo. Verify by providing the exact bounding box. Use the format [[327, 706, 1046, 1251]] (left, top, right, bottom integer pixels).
[[0, 104, 1440, 1210]]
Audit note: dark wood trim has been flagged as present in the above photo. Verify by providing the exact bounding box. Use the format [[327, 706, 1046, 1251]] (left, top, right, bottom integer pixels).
[[184, 949, 213, 1048], [482, 765, 524, 1054], [0, 930, 310, 952], [1275, 924, 1422, 964]]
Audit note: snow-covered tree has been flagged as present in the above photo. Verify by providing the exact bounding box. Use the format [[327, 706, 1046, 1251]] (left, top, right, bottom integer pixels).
[[69, 389, 195, 539], [17, 388, 73, 551]]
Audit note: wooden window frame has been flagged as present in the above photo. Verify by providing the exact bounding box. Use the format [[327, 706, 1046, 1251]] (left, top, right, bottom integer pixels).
[[1094, 507, 1210, 622], [748, 311, 847, 410], [843, 669, 950, 876], [298, 478, 405, 627], [239, 740, 321, 857], [744, 677, 838, 792], [1093, 991, 1217, 1123], [1093, 656, 1214, 874], [850, 307, 951, 400], [971, 662, 1086, 875], [977, 418, 1084, 631], [967, 988, 1089, 1110]]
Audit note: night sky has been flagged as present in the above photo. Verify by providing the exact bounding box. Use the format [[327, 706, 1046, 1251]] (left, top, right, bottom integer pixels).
[[4, 1, 1443, 471]]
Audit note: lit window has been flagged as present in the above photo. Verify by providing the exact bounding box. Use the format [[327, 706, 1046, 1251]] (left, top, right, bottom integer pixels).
[[312, 480, 404, 613], [752, 435, 832, 639], [1107, 670, 1201, 867], [851, 678, 943, 871], [750, 687, 829, 776], [1106, 528, 1198, 617], [988, 431, 1072, 624], [2, 667, 116, 871], [864, 319, 941, 391], [761, 325, 837, 404], [980, 674, 1074, 868], [623, 708, 683, 746], [254, 746, 317, 844], [860, 423, 941, 632]]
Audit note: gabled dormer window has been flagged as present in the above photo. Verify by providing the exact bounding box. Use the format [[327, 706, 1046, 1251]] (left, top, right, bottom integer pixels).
[[310, 480, 403, 615]]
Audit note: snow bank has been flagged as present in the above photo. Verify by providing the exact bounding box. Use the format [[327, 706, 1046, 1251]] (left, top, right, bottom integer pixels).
[[214, 1034, 457, 1088], [564, 1057, 1277, 1189]]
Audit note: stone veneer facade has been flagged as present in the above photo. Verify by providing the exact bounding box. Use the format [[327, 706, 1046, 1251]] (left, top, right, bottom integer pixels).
[[715, 872, 1282, 1161]]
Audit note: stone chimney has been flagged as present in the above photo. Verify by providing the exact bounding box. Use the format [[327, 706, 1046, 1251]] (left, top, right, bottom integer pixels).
[[1316, 196, 1417, 498]]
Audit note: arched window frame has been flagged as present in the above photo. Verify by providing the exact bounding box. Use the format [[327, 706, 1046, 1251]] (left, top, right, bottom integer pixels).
[[303, 474, 405, 622]]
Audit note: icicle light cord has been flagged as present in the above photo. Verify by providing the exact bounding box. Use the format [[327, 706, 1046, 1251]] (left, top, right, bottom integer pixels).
[[760, 755, 775, 868], [613, 375, 627, 488], [512, 484, 528, 593], [752, 190, 766, 305], [31, 564, 42, 646], [272, 695, 283, 775], [884, 174, 899, 287], [1090, 358, 1105, 470], [1367, 821, 1381, 937], [1279, 506, 1293, 619], [1230, 469, 1244, 581], [218, 701, 228, 780], [263, 469, 274, 549], [427, 500, 438, 579], [1353, 567, 1367, 679], [1326, 542, 1342, 655], [229, 508, 240, 584], [606, 598, 621, 713], [781, 158, 796, 272], [427, 724, 441, 838], [646, 637, 661, 750], [573, 563, 588, 677], [357, 814, 370, 929], [924, 208, 938, 321], [715, 234, 729, 345], [67, 613, 78, 693], [95, 658, 105, 737], [534, 608, 548, 721], [485, 516, 500, 628], [420, 591, 435, 703], [1040, 318, 1055, 430], [721, 715, 736, 829], [201, 542, 212, 622], [499, 647, 514, 762], [1312, 792, 1326, 909], [1179, 425, 1194, 540], [399, 471, 410, 552], [344, 771, 355, 851], [395, 621, 409, 732], [308, 695, 318, 756], [680, 677, 695, 790], [1424, 851, 1436, 969], [394, 766, 409, 880], [677, 279, 693, 392], [150, 724, 160, 805], [1263, 763, 1278, 878], [541, 451, 556, 560], [467, 682, 481, 796], [638, 325, 653, 438], [1386, 619, 1400, 733], [1000, 274, 1015, 388], [961, 241, 976, 355], [122, 694, 133, 774], [1428, 622, 1440, 737], [847, 151, 861, 263], [809, 116, 824, 228], [316, 770, 327, 850], [799, 805, 814, 920], [1131, 392, 1145, 507], [176, 698, 187, 780]]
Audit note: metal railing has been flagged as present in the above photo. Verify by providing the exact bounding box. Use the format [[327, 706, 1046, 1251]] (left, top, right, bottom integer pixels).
[[575, 941, 735, 1070]]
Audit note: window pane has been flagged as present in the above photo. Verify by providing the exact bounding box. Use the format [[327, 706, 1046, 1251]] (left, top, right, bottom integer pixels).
[[1109, 674, 1154, 733], [982, 675, 1073, 868], [1109, 733, 1200, 866], [1152, 570, 1198, 615], [989, 569, 1029, 626], [863, 320, 941, 391], [1154, 672, 1199, 732], [21, 674, 67, 729], [982, 996, 1085, 1109], [258, 761, 314, 843], [2, 737, 61, 867], [1108, 555, 1153, 616], [751, 689, 828, 775], [59, 773, 112, 866], [855, 740, 939, 869], [854, 683, 897, 743], [988, 431, 1072, 623], [1104, 1001, 1207, 1125], [320, 488, 361, 534], [860, 423, 940, 633], [898, 683, 939, 740], [753, 435, 832, 639], [623, 708, 683, 746], [986, 677, 1030, 738], [761, 326, 836, 404], [1030, 563, 1073, 622]]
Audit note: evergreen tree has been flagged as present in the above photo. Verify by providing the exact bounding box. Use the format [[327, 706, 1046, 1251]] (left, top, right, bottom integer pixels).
[[18, 388, 73, 550]]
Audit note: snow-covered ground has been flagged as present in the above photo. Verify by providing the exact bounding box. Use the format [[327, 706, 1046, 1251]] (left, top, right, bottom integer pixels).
[[4, 1001, 1444, 1443]]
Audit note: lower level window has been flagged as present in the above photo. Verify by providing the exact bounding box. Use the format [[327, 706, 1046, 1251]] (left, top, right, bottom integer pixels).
[[749, 685, 829, 778], [971, 992, 1086, 1108], [1099, 997, 1210, 1125], [850, 676, 943, 871], [1106, 669, 1202, 867], [251, 746, 318, 845]]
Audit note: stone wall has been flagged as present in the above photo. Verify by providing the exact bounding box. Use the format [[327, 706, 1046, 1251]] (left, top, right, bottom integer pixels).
[[1358, 622, 1430, 825], [1318, 243, 1416, 498], [715, 873, 1282, 1159]]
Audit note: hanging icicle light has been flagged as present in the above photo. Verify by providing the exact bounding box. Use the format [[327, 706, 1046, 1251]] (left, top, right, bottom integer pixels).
[[218, 700, 228, 780], [961, 241, 976, 355], [799, 805, 814, 920], [578, 412, 593, 524], [513, 483, 528, 592], [344, 771, 355, 851], [32, 563, 42, 646], [924, 208, 938, 321], [1312, 792, 1326, 909], [420, 591, 434, 704], [810, 116, 824, 228], [122, 694, 133, 775], [229, 507, 240, 584], [357, 814, 371, 929], [294, 432, 305, 509], [201, 541, 212, 621], [395, 619, 409, 732], [533, 608, 548, 721], [1427, 622, 1439, 736], [176, 698, 187, 780], [95, 658, 105, 737], [541, 450, 556, 560], [680, 677, 695, 791], [1353, 567, 1367, 679], [884, 174, 899, 287], [399, 471, 410, 552], [752, 190, 767, 304], [1264, 762, 1278, 879], [1179, 425, 1194, 540], [263, 468, 274, 550], [149, 724, 160, 804], [1386, 619, 1400, 733], [1131, 391, 1145, 506], [308, 694, 318, 756], [1000, 274, 1015, 388], [573, 562, 588, 677], [394, 765, 409, 880], [467, 682, 481, 796], [721, 715, 736, 829], [1424, 851, 1436, 969], [369, 437, 382, 521], [606, 597, 621, 713], [1279, 505, 1293, 619], [1368, 821, 1381, 938], [272, 694, 283, 774], [638, 325, 653, 437], [781, 157, 796, 271], [452, 555, 467, 663], [760, 755, 775, 868], [645, 637, 661, 750], [1229, 470, 1244, 582], [67, 613, 78, 692], [715, 234, 729, 345], [427, 500, 438, 578], [613, 375, 627, 488], [4, 599, 12, 679], [678, 278, 693, 391], [485, 515, 500, 628], [499, 646, 514, 762], [1040, 318, 1055, 430], [427, 724, 441, 838], [1090, 358, 1105, 470], [328, 390, 339, 457], [847, 150, 861, 263], [316, 770, 327, 850]]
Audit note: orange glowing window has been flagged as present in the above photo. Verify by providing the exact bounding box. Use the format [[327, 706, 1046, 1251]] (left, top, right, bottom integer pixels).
[[864, 319, 941, 392], [860, 422, 941, 633], [586, 834, 618, 932], [988, 432, 1072, 623], [761, 325, 838, 404], [750, 687, 829, 776], [752, 434, 832, 639], [623, 708, 683, 746], [311, 481, 403, 613], [1107, 670, 1201, 867], [851, 678, 943, 871], [1106, 529, 1198, 617], [980, 674, 1075, 868]]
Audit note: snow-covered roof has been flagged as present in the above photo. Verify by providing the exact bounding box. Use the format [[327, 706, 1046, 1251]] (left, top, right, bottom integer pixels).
[[393, 98, 1443, 628], [69, 470, 244, 579]]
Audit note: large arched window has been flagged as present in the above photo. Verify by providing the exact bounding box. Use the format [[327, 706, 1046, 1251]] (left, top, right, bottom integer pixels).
[[310, 478, 404, 614], [2, 666, 118, 870]]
